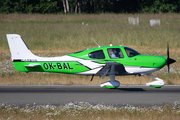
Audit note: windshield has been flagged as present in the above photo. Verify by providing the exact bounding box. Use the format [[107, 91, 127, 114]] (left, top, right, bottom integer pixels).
[[124, 47, 140, 57]]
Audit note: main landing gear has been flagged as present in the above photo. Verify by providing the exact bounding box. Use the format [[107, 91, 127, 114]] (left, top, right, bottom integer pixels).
[[100, 75, 120, 88], [100, 64, 120, 88]]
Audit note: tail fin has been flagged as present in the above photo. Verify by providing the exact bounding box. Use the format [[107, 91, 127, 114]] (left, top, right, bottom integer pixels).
[[6, 34, 37, 61]]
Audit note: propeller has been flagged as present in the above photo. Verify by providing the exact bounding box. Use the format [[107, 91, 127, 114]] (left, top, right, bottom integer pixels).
[[166, 42, 176, 73]]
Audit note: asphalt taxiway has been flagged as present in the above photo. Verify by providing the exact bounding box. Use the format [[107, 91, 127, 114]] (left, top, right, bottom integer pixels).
[[0, 85, 180, 107]]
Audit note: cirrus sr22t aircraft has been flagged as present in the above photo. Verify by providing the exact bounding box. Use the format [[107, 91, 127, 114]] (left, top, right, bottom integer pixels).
[[6, 34, 176, 88]]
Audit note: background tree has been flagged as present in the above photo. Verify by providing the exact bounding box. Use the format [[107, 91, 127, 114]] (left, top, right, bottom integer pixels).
[[0, 0, 180, 13]]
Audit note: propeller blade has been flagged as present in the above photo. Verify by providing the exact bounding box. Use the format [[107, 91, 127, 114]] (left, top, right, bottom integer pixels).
[[167, 41, 170, 73], [167, 41, 169, 59], [167, 63, 170, 73], [166, 41, 176, 73]]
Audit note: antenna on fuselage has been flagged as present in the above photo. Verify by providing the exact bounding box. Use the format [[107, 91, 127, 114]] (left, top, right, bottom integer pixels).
[[91, 38, 100, 47]]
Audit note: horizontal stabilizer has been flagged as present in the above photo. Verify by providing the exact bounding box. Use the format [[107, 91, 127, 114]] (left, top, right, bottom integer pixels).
[[25, 63, 41, 67]]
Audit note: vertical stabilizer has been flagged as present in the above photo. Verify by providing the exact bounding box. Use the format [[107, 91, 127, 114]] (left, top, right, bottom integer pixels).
[[6, 34, 37, 61]]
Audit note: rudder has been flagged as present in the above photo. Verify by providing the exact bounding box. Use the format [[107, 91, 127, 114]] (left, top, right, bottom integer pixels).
[[6, 34, 37, 61]]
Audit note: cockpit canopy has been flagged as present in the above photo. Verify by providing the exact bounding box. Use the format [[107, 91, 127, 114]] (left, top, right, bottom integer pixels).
[[69, 46, 141, 60]]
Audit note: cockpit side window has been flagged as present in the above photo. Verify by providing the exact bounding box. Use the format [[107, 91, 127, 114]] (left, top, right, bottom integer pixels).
[[124, 47, 140, 57], [88, 50, 105, 59], [107, 48, 124, 59]]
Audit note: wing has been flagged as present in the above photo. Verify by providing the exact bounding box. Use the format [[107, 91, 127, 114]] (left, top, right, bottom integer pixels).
[[96, 62, 127, 78]]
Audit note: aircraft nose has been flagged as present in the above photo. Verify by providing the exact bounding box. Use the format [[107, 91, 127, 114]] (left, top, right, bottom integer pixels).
[[166, 57, 176, 73], [157, 57, 167, 68], [167, 58, 176, 65], [142, 56, 167, 68]]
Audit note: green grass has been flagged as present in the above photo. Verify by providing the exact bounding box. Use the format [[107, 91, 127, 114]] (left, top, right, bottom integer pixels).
[[1, 13, 180, 51]]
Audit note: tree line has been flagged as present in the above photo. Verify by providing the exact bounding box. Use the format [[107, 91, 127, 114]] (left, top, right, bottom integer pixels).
[[0, 0, 180, 14]]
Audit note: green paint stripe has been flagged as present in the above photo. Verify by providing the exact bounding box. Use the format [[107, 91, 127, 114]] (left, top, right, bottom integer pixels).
[[13, 61, 90, 73]]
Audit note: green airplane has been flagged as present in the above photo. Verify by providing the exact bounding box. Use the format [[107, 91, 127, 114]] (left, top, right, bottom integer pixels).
[[6, 34, 176, 88]]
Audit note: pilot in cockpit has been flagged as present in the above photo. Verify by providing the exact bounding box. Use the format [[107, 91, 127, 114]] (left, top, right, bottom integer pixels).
[[111, 48, 120, 58]]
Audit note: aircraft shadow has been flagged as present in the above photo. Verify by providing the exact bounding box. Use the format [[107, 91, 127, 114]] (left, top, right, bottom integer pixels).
[[116, 88, 146, 91]]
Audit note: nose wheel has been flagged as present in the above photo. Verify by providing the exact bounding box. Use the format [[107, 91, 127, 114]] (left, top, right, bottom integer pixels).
[[146, 74, 165, 88]]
